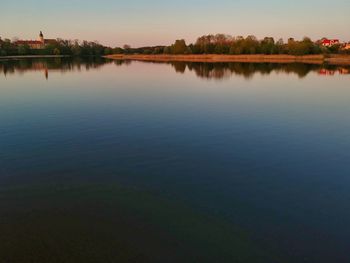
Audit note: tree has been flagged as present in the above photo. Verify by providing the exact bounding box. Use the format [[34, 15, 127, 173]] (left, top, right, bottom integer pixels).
[[244, 35, 259, 54], [276, 38, 285, 54], [328, 44, 342, 54], [260, 37, 275, 54], [104, 48, 112, 55], [112, 47, 124, 54], [18, 44, 30, 55], [195, 35, 216, 54], [123, 44, 131, 54], [53, 48, 61, 55], [163, 46, 171, 54], [171, 39, 187, 54], [71, 41, 82, 56]]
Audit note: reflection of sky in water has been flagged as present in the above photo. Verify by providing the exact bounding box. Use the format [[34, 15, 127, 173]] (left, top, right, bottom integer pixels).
[[0, 59, 350, 262]]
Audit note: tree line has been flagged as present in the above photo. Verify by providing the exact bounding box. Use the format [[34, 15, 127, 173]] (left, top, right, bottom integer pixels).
[[1, 34, 349, 57], [118, 34, 349, 56], [0, 38, 112, 57]]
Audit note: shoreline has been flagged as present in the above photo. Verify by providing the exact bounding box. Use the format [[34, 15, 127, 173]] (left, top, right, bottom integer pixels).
[[0, 55, 69, 60], [1, 54, 349, 65], [105, 54, 350, 65]]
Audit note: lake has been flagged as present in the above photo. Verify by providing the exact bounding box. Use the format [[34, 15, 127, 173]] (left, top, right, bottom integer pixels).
[[0, 58, 349, 263]]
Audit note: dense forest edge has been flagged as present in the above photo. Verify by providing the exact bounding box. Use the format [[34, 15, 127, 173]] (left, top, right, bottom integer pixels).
[[1, 34, 350, 58]]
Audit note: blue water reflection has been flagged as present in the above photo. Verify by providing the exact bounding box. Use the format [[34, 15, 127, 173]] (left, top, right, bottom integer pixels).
[[0, 58, 349, 262]]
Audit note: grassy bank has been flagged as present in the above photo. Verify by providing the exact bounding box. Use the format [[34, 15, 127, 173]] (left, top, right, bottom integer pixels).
[[105, 54, 350, 65]]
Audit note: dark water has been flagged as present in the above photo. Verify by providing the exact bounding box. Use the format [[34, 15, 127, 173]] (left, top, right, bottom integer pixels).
[[0, 58, 349, 263]]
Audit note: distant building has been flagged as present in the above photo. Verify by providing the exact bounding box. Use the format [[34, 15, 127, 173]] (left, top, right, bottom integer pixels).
[[321, 38, 340, 47], [14, 31, 57, 49], [343, 43, 350, 50]]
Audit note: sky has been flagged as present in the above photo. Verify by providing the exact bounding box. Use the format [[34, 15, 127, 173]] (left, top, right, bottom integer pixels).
[[1, 0, 349, 47]]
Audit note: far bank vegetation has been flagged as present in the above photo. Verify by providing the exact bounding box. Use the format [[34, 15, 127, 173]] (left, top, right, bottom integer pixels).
[[117, 34, 349, 56], [1, 34, 349, 57]]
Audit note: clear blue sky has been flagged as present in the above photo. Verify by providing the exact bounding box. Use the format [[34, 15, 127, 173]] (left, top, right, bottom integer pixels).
[[1, 0, 349, 47]]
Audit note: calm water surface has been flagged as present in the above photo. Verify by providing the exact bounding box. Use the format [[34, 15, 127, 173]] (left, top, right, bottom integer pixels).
[[0, 58, 349, 262]]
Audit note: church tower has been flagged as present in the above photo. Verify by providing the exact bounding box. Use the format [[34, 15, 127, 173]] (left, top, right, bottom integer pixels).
[[39, 31, 44, 44]]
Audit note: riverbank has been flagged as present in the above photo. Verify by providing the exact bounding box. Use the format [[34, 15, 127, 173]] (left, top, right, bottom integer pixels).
[[2, 54, 349, 65], [0, 55, 69, 60], [105, 54, 350, 65]]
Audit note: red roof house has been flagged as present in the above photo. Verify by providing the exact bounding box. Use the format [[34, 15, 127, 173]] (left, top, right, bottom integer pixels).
[[321, 38, 340, 47], [14, 32, 57, 49]]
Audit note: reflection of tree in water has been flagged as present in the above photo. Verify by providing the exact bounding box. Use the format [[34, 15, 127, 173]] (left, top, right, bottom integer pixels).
[[277, 63, 313, 78], [186, 63, 233, 80], [172, 62, 187, 73], [2, 58, 349, 80], [168, 61, 350, 80], [114, 60, 131, 66], [0, 57, 113, 78]]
